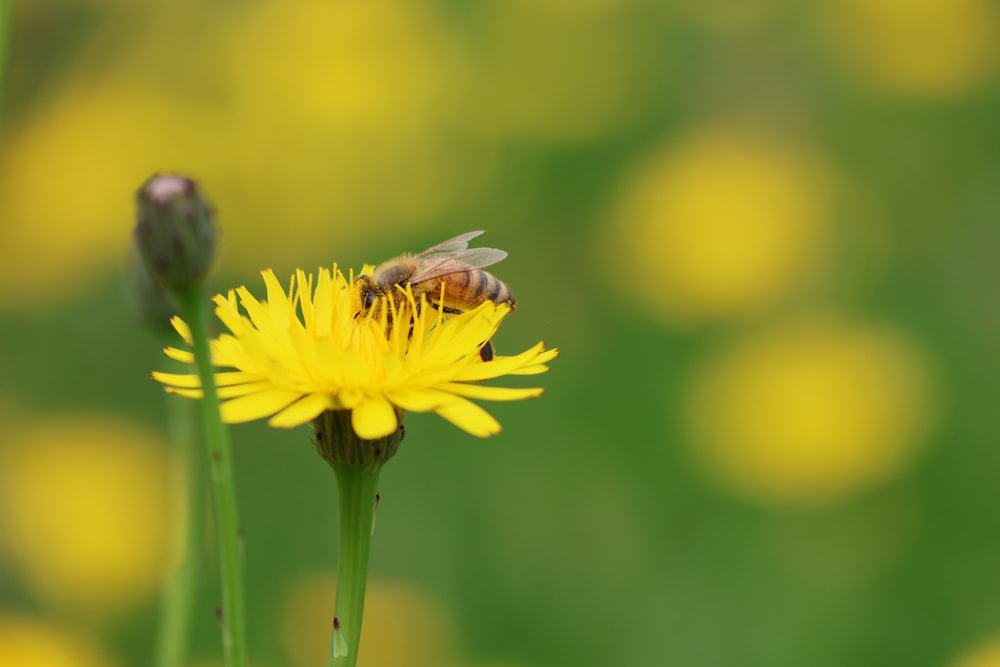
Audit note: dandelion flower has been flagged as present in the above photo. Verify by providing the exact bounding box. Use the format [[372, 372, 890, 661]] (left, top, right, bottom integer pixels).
[[152, 266, 557, 440]]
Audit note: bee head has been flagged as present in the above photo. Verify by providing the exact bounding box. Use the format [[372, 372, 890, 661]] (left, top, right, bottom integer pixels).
[[356, 275, 379, 314]]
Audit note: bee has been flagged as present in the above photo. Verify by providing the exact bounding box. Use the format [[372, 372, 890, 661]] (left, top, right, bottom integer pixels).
[[356, 231, 515, 361]]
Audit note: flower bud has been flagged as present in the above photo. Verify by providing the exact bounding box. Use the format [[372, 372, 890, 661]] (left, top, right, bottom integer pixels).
[[134, 174, 217, 291]]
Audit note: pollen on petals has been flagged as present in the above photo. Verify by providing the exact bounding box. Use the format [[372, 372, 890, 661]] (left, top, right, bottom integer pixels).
[[152, 265, 557, 438]]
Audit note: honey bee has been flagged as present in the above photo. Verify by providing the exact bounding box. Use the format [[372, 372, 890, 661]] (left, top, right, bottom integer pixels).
[[356, 231, 515, 361]]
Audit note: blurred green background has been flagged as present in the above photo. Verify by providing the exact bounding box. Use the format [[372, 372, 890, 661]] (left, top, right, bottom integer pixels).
[[2, 0, 1000, 666]]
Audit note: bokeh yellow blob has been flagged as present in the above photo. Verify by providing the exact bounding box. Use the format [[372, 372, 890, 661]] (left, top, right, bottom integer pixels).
[[280, 574, 459, 667], [0, 0, 474, 307], [0, 612, 117, 667], [214, 0, 473, 267], [686, 317, 938, 505], [472, 0, 651, 142], [0, 80, 226, 308], [608, 127, 835, 324], [953, 636, 1000, 667], [822, 0, 1000, 97], [0, 415, 176, 615]]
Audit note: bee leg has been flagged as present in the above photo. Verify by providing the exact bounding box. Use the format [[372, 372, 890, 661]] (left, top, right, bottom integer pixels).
[[429, 300, 466, 316], [479, 340, 495, 362]]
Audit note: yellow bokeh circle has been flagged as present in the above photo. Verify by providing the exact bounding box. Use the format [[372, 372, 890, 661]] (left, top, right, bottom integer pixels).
[[608, 127, 835, 324], [472, 0, 650, 143], [686, 317, 938, 505], [0, 415, 177, 615], [953, 636, 1000, 667], [280, 574, 459, 667], [0, 612, 117, 667], [0, 81, 225, 308], [822, 0, 1000, 97], [0, 0, 469, 308]]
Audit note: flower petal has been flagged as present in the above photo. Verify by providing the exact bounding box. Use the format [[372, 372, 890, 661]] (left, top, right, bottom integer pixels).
[[351, 397, 399, 440], [269, 392, 334, 428], [164, 387, 204, 399], [163, 346, 195, 364], [152, 371, 201, 388], [385, 388, 453, 412], [217, 381, 276, 399], [452, 342, 556, 381], [441, 383, 544, 402], [435, 398, 501, 437], [219, 388, 304, 424], [170, 316, 193, 345]]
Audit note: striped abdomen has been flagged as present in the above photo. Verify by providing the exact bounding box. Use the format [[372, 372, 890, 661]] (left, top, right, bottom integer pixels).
[[427, 270, 515, 314]]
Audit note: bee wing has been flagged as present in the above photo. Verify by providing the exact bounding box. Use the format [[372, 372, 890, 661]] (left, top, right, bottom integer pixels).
[[409, 248, 509, 284], [413, 230, 485, 262]]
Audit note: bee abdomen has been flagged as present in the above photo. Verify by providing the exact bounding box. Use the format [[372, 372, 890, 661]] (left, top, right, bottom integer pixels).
[[482, 271, 514, 308]]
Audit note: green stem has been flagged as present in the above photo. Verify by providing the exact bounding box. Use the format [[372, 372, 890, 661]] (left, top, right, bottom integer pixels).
[[173, 285, 248, 667], [328, 461, 381, 667], [156, 362, 203, 667], [312, 410, 402, 667]]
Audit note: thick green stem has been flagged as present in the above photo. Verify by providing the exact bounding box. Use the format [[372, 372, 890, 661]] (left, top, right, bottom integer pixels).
[[313, 409, 403, 667], [328, 462, 381, 667], [173, 285, 247, 667], [156, 368, 203, 667]]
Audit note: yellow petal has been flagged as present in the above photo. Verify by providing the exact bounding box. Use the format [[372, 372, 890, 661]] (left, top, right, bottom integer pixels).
[[217, 381, 276, 399], [213, 293, 252, 337], [151, 371, 201, 388], [441, 383, 544, 402], [453, 342, 555, 381], [262, 269, 291, 323], [214, 371, 261, 387], [435, 399, 501, 437], [219, 388, 304, 423], [385, 388, 452, 412], [351, 397, 399, 440], [163, 346, 195, 364], [505, 346, 560, 375], [170, 316, 193, 345], [164, 387, 204, 399], [269, 393, 334, 428]]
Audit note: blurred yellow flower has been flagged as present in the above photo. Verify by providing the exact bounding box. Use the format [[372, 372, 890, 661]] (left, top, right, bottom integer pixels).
[[0, 416, 176, 616], [607, 126, 835, 324], [0, 0, 483, 307], [471, 0, 651, 142], [153, 267, 557, 439], [0, 613, 116, 667], [0, 81, 224, 308], [953, 636, 1000, 667], [686, 317, 938, 505], [280, 574, 460, 667], [822, 0, 1000, 97], [214, 0, 480, 267]]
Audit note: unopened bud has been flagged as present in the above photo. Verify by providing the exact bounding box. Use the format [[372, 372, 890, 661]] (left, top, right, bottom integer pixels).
[[134, 174, 217, 291]]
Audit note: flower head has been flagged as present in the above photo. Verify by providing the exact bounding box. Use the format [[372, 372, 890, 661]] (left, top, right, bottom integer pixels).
[[134, 174, 217, 290], [153, 266, 556, 439]]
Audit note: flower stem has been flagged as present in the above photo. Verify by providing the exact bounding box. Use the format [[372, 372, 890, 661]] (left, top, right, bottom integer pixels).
[[328, 461, 381, 667], [156, 365, 203, 667], [312, 410, 403, 667], [173, 285, 247, 667]]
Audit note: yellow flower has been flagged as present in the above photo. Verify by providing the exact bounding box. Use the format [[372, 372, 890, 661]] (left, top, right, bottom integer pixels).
[[152, 266, 556, 439]]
